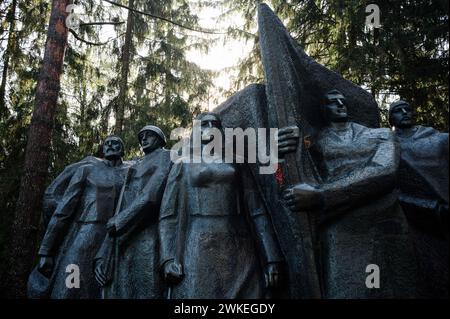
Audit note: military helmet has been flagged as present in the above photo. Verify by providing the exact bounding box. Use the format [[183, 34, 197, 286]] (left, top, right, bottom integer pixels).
[[137, 125, 167, 147]]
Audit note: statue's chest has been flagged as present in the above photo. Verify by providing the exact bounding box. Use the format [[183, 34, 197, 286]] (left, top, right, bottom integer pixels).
[[189, 163, 237, 187], [187, 163, 240, 216], [320, 133, 376, 160], [318, 133, 379, 179], [129, 156, 160, 189], [86, 166, 125, 191]]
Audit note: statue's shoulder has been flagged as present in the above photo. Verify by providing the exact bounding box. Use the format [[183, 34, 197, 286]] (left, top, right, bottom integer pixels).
[[61, 155, 100, 171], [160, 148, 173, 160], [351, 122, 393, 140], [124, 157, 139, 167], [53, 156, 100, 180], [413, 125, 447, 139], [166, 148, 190, 165]]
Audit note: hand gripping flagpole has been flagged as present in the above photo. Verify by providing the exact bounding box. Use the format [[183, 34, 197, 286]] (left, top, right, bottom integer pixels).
[[257, 3, 323, 298]]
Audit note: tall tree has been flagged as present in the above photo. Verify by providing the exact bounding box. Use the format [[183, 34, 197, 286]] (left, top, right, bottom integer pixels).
[[2, 0, 70, 298], [0, 0, 17, 119], [105, 0, 214, 153], [0, 0, 215, 297], [115, 0, 134, 134]]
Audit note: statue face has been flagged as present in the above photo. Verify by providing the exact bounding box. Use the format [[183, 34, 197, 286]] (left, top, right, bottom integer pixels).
[[390, 103, 413, 128], [103, 137, 123, 160], [139, 130, 162, 153], [200, 114, 221, 144], [323, 92, 348, 123]]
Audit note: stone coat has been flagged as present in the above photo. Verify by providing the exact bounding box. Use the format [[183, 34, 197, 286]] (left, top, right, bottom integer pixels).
[[37, 160, 127, 299], [158, 160, 283, 299], [311, 122, 419, 298], [97, 148, 172, 298], [395, 125, 449, 298]]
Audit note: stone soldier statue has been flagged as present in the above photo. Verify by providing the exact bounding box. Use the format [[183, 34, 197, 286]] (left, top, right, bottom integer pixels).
[[389, 100, 449, 298], [278, 90, 419, 298], [159, 112, 284, 299], [94, 125, 172, 298], [31, 135, 128, 298]]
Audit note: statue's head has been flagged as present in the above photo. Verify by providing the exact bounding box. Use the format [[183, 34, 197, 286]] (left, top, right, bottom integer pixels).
[[103, 135, 125, 160], [196, 112, 223, 144], [138, 125, 166, 154], [388, 100, 413, 128], [322, 89, 348, 123]]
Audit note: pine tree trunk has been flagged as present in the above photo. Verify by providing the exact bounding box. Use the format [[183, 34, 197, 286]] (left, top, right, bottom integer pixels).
[[115, 0, 134, 134], [2, 0, 70, 298], [0, 0, 18, 119]]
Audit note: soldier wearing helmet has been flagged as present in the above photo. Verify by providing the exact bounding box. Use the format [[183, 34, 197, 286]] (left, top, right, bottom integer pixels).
[[95, 125, 172, 298]]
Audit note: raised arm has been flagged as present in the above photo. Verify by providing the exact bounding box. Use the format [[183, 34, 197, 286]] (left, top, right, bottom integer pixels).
[[283, 129, 400, 223], [320, 130, 399, 212]]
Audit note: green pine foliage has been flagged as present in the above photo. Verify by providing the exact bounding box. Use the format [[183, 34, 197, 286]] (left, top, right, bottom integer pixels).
[[219, 0, 449, 130], [0, 0, 214, 271]]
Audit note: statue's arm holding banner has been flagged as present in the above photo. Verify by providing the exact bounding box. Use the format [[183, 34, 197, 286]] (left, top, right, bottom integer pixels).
[[318, 130, 399, 217], [282, 128, 399, 222]]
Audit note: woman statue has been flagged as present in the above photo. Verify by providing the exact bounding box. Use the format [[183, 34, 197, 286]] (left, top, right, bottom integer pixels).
[[158, 112, 285, 298]]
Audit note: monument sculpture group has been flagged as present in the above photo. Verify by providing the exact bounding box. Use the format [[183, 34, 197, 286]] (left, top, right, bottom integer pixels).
[[27, 4, 448, 299]]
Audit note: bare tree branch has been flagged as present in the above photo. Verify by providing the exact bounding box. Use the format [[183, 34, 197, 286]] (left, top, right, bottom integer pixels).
[[68, 27, 126, 46], [102, 0, 227, 35], [69, 28, 108, 46], [79, 21, 125, 27]]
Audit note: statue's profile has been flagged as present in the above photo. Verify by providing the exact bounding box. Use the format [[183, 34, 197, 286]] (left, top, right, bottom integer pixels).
[[389, 100, 449, 297], [158, 112, 285, 298], [94, 125, 172, 298], [278, 90, 419, 298], [28, 135, 128, 298]]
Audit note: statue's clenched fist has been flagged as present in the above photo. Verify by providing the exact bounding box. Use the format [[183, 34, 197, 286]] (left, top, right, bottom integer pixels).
[[163, 260, 184, 285], [38, 255, 54, 278], [283, 183, 323, 212], [278, 125, 300, 157]]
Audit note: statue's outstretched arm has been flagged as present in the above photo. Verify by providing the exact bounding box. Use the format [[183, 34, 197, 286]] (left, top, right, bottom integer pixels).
[[319, 131, 399, 219]]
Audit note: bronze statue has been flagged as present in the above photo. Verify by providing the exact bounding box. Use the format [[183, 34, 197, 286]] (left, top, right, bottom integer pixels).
[[158, 113, 284, 298], [389, 100, 449, 297], [29, 135, 128, 298], [278, 90, 419, 298], [94, 125, 172, 298]]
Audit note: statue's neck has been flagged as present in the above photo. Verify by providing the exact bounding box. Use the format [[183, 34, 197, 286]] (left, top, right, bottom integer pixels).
[[104, 158, 123, 167], [199, 142, 223, 159], [144, 147, 159, 156], [395, 126, 416, 138], [329, 121, 350, 131]]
